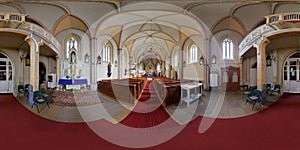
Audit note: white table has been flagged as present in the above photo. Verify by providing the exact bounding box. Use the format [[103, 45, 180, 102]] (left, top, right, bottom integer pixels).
[[180, 83, 203, 107]]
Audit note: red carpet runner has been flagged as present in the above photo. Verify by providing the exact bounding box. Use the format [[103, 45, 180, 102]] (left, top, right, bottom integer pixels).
[[120, 81, 175, 128], [1, 94, 300, 149]]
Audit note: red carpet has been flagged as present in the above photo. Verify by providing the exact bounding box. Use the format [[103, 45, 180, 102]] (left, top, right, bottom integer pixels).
[[120, 81, 176, 128], [1, 93, 300, 149]]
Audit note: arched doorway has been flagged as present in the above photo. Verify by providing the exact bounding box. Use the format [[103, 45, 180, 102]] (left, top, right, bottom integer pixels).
[[0, 52, 13, 93], [283, 52, 300, 93], [39, 62, 46, 86]]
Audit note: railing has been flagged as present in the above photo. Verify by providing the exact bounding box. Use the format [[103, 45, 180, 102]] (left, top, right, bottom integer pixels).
[[19, 22, 61, 54], [0, 12, 61, 55], [0, 12, 26, 22], [239, 12, 300, 57], [266, 12, 300, 24], [239, 24, 274, 56]]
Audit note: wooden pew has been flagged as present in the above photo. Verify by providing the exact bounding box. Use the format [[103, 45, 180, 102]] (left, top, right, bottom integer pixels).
[[98, 80, 138, 105], [153, 78, 202, 107], [110, 78, 144, 99]]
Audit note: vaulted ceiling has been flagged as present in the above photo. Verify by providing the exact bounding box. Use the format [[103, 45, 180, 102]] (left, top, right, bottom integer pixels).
[[1, 0, 300, 59]]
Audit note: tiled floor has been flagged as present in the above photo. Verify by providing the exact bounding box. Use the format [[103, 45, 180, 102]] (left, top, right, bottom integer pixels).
[[17, 89, 279, 124]]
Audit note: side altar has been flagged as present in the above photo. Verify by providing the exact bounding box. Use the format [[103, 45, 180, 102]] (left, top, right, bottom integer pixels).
[[58, 78, 88, 90]]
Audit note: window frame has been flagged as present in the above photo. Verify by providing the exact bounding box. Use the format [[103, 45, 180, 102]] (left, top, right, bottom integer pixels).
[[102, 42, 112, 63], [65, 36, 79, 60], [222, 38, 234, 60], [174, 51, 178, 67], [189, 44, 198, 64]]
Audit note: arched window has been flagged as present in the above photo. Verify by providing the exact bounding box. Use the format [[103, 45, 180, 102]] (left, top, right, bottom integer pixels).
[[189, 44, 198, 63], [222, 38, 234, 60], [102, 42, 112, 63], [174, 51, 178, 67], [65, 37, 78, 59]]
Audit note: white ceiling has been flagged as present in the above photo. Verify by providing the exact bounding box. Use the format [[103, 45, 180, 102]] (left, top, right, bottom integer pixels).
[[1, 0, 300, 59]]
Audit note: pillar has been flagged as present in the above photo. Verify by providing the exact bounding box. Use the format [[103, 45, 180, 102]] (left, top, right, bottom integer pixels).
[[239, 57, 243, 85], [179, 49, 183, 79], [56, 55, 61, 81], [117, 48, 122, 79], [26, 36, 39, 91], [90, 37, 97, 90], [254, 37, 270, 90]]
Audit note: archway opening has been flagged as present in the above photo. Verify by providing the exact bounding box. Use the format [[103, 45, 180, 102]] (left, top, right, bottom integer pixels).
[[0, 52, 13, 93], [283, 52, 300, 93], [39, 62, 46, 87]]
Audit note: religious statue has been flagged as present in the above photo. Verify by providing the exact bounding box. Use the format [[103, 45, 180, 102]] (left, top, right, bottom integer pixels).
[[107, 62, 112, 77], [71, 52, 76, 64]]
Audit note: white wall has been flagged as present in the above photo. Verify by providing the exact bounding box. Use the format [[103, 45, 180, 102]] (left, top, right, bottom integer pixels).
[[183, 63, 204, 81]]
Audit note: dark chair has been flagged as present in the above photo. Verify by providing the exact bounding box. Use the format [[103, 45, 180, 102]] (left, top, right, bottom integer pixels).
[[272, 84, 281, 96], [17, 85, 26, 97], [243, 86, 255, 99], [40, 88, 52, 100], [265, 83, 272, 94], [24, 84, 30, 95], [246, 89, 261, 110], [32, 91, 50, 113], [252, 90, 267, 110]]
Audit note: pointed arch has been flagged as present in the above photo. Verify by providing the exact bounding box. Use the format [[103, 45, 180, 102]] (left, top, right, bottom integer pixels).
[[212, 16, 246, 36], [53, 14, 89, 36]]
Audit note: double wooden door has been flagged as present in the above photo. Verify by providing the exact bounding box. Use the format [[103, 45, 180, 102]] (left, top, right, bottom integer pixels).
[[221, 66, 240, 91]]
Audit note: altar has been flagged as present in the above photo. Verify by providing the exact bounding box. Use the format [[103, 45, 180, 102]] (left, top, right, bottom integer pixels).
[[146, 74, 153, 80], [58, 79, 88, 90]]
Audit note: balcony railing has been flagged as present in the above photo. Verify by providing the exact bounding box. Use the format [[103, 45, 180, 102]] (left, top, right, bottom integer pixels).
[[0, 12, 26, 22], [239, 24, 274, 57], [266, 12, 300, 24], [239, 12, 300, 57], [0, 12, 61, 55], [19, 22, 61, 55]]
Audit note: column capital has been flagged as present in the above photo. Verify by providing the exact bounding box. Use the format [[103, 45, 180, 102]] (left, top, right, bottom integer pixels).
[[253, 37, 270, 49]]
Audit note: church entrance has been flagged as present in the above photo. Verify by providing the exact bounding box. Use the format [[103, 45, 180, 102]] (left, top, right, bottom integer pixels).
[[0, 52, 13, 93], [283, 52, 300, 93]]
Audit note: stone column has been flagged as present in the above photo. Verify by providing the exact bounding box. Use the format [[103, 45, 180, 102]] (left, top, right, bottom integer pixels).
[[254, 37, 270, 91], [167, 56, 171, 78], [56, 55, 61, 82], [179, 49, 183, 79], [90, 37, 97, 90], [239, 57, 243, 85], [26, 37, 39, 91], [117, 48, 122, 79]]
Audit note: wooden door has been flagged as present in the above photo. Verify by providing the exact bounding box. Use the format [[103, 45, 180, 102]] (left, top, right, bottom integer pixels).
[[221, 66, 240, 91]]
